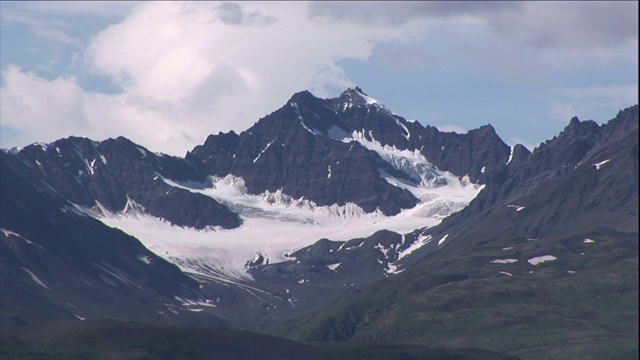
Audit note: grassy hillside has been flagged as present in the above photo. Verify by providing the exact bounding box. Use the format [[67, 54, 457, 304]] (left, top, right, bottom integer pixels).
[[0, 319, 519, 360]]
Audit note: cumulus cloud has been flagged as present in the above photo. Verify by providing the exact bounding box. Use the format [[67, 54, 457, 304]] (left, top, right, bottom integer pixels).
[[1, 1, 427, 155], [1, 1, 636, 156]]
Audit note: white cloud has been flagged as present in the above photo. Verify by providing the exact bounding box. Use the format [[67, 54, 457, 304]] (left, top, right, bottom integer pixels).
[[1, 2, 429, 155], [1, 10, 81, 46], [547, 85, 639, 123], [1, 66, 88, 139], [437, 124, 466, 134], [2, 2, 636, 156], [506, 136, 537, 152], [488, 1, 638, 50], [21, 1, 141, 19]]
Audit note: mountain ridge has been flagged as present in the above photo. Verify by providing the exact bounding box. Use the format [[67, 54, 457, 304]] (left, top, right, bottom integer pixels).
[[1, 88, 637, 360]]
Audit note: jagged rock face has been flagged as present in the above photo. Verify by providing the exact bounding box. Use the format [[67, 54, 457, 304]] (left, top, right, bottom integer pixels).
[[270, 105, 639, 360], [188, 87, 510, 215], [387, 105, 639, 266], [0, 152, 220, 328], [4, 137, 240, 229]]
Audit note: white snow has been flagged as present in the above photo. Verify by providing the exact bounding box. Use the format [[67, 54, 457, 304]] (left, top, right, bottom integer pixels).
[[85, 134, 484, 283], [326, 125, 350, 140], [593, 159, 610, 170], [327, 165, 332, 179], [291, 102, 321, 135], [334, 130, 483, 220], [22, 268, 49, 289], [437, 234, 449, 246], [394, 118, 411, 140], [507, 205, 525, 212], [174, 296, 216, 308], [253, 140, 276, 163], [1, 228, 46, 250], [527, 255, 557, 265], [137, 147, 148, 157], [481, 166, 486, 174], [506, 145, 515, 165], [583, 238, 596, 244], [137, 254, 152, 264], [499, 271, 513, 276], [385, 262, 404, 275], [491, 259, 518, 264], [326, 263, 341, 271], [87, 159, 96, 175], [397, 234, 432, 260], [502, 247, 514, 250]]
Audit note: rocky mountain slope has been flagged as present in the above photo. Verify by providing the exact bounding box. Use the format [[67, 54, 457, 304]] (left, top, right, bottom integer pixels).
[[1, 88, 637, 359], [271, 105, 639, 360], [2, 88, 507, 330]]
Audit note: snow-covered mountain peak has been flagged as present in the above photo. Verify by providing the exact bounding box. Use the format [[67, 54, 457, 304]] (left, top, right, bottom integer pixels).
[[337, 86, 388, 112]]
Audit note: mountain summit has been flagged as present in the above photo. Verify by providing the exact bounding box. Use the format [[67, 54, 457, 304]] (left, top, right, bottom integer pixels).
[[1, 89, 637, 360]]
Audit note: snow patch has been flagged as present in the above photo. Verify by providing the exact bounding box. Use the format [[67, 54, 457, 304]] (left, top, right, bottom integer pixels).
[[398, 234, 432, 260], [1, 228, 46, 249], [437, 234, 449, 246], [326, 263, 341, 271], [507, 205, 525, 212], [394, 118, 411, 140], [506, 146, 515, 165], [527, 255, 557, 265], [137, 147, 147, 157], [327, 125, 350, 140], [253, 140, 276, 163], [291, 102, 321, 135], [583, 238, 596, 244], [22, 268, 49, 289], [593, 159, 610, 170], [87, 162, 482, 282], [491, 259, 518, 264], [174, 296, 216, 308], [499, 271, 513, 276]]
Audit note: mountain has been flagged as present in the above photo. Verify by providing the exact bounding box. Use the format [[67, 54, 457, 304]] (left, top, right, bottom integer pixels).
[[1, 87, 637, 359], [186, 87, 509, 215], [0, 150, 229, 328], [270, 105, 639, 360], [2, 88, 506, 330]]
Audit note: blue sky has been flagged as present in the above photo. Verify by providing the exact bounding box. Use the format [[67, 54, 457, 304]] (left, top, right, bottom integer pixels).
[[1, 1, 637, 156]]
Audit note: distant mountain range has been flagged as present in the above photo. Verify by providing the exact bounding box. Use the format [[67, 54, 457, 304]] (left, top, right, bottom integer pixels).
[[1, 87, 637, 360]]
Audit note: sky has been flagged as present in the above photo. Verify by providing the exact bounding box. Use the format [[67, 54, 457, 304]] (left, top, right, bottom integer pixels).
[[1, 1, 638, 156]]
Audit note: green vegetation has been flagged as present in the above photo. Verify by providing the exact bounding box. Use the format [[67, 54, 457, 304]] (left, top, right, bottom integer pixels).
[[270, 229, 639, 360], [0, 319, 517, 360]]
